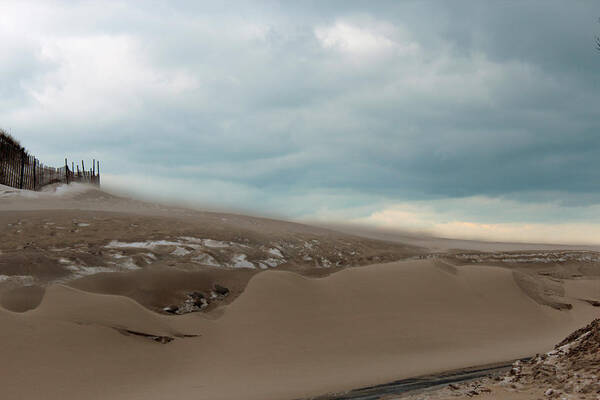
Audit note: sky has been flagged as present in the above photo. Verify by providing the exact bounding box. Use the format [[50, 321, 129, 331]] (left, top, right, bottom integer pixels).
[[1, 1, 600, 244]]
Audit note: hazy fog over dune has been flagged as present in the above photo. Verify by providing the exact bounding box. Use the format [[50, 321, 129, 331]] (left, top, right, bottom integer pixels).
[[2, 1, 600, 243]]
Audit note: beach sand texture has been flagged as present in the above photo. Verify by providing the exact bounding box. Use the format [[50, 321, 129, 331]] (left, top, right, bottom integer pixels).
[[1, 184, 598, 400]]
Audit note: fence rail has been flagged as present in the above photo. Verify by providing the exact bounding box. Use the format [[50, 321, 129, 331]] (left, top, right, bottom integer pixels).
[[0, 133, 99, 191]]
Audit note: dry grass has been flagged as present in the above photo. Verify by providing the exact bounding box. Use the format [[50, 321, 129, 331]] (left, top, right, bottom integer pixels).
[[0, 129, 25, 153]]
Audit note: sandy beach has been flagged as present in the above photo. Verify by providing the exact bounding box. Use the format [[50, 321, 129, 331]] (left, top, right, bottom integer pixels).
[[0, 184, 598, 399]]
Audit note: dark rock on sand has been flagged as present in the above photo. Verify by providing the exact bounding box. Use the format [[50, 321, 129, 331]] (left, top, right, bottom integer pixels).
[[214, 284, 229, 297]]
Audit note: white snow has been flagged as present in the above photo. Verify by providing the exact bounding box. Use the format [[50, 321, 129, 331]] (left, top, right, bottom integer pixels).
[[65, 265, 116, 276], [171, 247, 191, 256], [192, 253, 221, 267], [230, 254, 255, 269], [320, 258, 332, 268], [179, 237, 232, 248], [107, 252, 140, 269], [119, 258, 140, 270], [77, 223, 90, 227], [179, 236, 204, 244], [0, 274, 34, 285], [262, 258, 284, 268], [202, 239, 230, 248], [105, 240, 182, 249], [268, 248, 284, 258]]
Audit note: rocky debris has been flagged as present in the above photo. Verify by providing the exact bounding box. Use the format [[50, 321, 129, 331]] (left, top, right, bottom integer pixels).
[[163, 291, 208, 315], [401, 378, 495, 399], [163, 285, 230, 315], [189, 291, 208, 307], [405, 320, 600, 399], [500, 318, 600, 399], [150, 335, 174, 344], [452, 250, 600, 265], [444, 380, 492, 397]]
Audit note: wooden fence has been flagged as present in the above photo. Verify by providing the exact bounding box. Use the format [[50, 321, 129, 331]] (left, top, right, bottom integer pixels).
[[0, 133, 100, 191]]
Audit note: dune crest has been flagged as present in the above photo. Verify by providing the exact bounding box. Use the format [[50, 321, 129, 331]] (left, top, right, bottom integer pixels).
[[25, 284, 198, 338]]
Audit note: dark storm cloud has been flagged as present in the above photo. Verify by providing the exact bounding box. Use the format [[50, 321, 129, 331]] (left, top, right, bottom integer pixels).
[[1, 0, 600, 222]]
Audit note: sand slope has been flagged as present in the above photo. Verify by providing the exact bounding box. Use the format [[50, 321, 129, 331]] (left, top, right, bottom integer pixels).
[[28, 285, 194, 337], [1, 259, 597, 400]]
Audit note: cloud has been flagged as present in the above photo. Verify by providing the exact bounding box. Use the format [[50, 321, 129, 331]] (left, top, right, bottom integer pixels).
[[1, 1, 599, 243], [354, 197, 600, 245], [315, 20, 408, 55]]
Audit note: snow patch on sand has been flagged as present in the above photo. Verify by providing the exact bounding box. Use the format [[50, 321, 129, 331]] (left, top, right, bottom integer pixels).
[[105, 240, 181, 249], [230, 254, 255, 269], [0, 275, 35, 285], [119, 258, 140, 270], [171, 247, 191, 256], [320, 258, 332, 268], [202, 239, 230, 248], [179, 236, 234, 248], [268, 248, 284, 258], [65, 265, 116, 277], [192, 253, 221, 267], [262, 257, 284, 268]]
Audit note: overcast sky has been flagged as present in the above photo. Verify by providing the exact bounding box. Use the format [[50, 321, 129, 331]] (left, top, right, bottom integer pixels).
[[2, 1, 600, 243]]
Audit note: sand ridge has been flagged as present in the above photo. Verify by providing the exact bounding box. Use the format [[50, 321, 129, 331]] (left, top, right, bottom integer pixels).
[[1, 259, 598, 400]]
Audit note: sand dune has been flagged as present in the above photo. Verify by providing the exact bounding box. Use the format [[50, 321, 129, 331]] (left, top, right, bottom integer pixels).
[[28, 285, 193, 338], [1, 259, 597, 400], [1, 184, 598, 399], [0, 184, 423, 307]]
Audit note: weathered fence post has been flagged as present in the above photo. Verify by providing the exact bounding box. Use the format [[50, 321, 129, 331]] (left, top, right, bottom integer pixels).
[[65, 158, 69, 184], [19, 149, 25, 189], [0, 142, 4, 186], [33, 158, 37, 190]]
